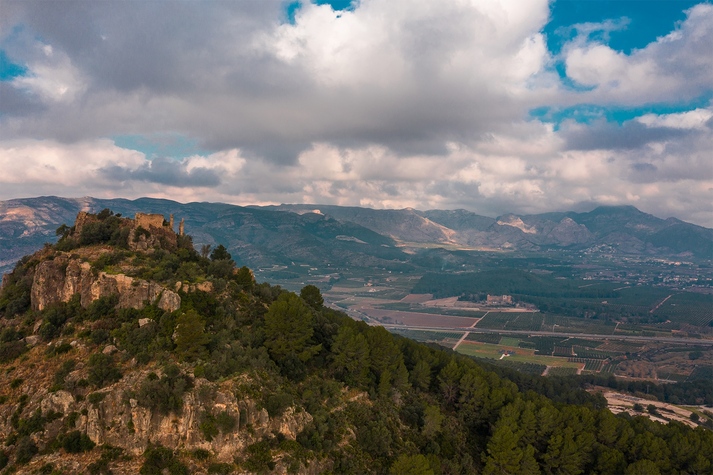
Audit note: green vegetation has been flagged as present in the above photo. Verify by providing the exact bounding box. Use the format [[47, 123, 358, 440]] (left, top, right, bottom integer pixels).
[[136, 365, 193, 415], [412, 268, 713, 324], [140, 445, 188, 475]]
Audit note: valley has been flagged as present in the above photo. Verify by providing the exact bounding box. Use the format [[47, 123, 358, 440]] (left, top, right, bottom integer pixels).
[[256, 258, 712, 389]]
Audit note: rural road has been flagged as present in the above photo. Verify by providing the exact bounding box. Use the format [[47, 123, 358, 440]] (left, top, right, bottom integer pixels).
[[334, 304, 713, 346], [378, 323, 713, 346]]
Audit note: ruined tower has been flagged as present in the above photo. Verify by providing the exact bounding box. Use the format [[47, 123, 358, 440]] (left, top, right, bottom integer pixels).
[[179, 218, 185, 236]]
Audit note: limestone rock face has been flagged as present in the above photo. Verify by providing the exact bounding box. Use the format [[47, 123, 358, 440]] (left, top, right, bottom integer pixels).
[[546, 217, 594, 246], [31, 255, 180, 312], [70, 375, 312, 462]]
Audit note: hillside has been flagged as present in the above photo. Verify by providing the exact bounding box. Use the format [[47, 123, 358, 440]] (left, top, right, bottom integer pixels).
[[2, 197, 711, 276], [0, 209, 711, 474]]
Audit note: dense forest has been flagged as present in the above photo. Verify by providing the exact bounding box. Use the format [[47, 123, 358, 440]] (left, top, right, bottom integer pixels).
[[0, 210, 711, 474]]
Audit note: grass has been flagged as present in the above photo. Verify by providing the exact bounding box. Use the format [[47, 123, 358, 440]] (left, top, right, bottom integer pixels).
[[499, 337, 520, 347], [389, 329, 465, 344], [455, 341, 580, 368]]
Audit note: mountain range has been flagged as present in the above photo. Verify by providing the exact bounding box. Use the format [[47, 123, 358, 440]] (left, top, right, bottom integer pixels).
[[1, 196, 711, 276]]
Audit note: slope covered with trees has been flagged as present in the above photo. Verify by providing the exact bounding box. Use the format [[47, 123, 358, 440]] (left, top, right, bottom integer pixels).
[[0, 210, 711, 474]]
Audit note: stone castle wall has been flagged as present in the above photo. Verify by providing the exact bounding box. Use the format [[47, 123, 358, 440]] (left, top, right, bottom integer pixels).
[[135, 212, 165, 229]]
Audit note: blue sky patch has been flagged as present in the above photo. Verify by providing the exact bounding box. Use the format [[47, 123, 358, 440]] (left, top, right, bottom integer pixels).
[[0, 50, 27, 81], [113, 133, 211, 160], [316, 0, 354, 10], [545, 0, 701, 55], [530, 92, 713, 129], [284, 0, 355, 23]]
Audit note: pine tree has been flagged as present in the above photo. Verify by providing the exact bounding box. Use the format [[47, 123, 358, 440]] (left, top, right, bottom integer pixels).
[[174, 310, 209, 362], [264, 293, 320, 364]]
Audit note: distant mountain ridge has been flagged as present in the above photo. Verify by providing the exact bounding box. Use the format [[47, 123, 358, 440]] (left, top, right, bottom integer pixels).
[[265, 203, 713, 258], [1, 196, 711, 275]]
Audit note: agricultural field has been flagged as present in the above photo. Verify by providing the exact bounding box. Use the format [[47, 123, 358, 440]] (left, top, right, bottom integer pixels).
[[389, 329, 465, 345], [357, 306, 480, 328], [652, 292, 713, 327], [477, 312, 544, 331], [313, 264, 713, 385], [455, 341, 581, 371]]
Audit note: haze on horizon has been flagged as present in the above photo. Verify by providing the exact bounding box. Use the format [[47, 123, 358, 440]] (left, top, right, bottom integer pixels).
[[0, 0, 712, 227]]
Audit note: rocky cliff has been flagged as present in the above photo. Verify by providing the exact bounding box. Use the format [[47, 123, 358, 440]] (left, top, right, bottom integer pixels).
[[31, 255, 180, 313]]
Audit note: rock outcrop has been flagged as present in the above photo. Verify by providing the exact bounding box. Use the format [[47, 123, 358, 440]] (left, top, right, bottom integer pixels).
[[31, 255, 180, 312], [28, 210, 188, 312], [0, 373, 312, 466], [73, 374, 312, 461]]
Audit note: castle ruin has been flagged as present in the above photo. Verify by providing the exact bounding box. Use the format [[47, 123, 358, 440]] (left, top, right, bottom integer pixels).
[[135, 212, 165, 229]]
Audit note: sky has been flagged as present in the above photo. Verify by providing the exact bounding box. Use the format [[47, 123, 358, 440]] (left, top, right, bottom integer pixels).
[[0, 0, 712, 227]]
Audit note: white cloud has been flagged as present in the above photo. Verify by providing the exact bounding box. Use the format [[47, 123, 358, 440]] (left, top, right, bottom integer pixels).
[[562, 3, 713, 104], [11, 40, 86, 102], [637, 108, 713, 130]]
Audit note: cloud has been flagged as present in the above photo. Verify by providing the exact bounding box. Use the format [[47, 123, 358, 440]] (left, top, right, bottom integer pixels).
[[561, 119, 688, 151], [0, 0, 553, 160], [562, 3, 713, 104], [0, 1, 711, 227], [99, 157, 222, 188]]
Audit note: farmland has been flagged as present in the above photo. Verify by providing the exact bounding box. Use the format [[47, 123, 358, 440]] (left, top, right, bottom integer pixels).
[[265, 256, 713, 385]]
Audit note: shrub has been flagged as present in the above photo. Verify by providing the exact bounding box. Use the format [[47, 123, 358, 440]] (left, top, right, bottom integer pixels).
[[46, 342, 73, 356], [37, 463, 56, 475], [88, 392, 107, 406], [216, 410, 237, 433], [208, 463, 234, 474], [191, 448, 212, 460], [0, 260, 32, 317], [86, 295, 119, 321], [61, 430, 96, 453], [90, 328, 112, 345], [265, 392, 293, 418], [137, 365, 193, 415], [87, 458, 110, 475], [14, 436, 38, 464], [242, 440, 275, 473], [140, 445, 188, 475], [200, 412, 219, 441], [66, 412, 79, 429], [0, 340, 27, 363], [87, 353, 122, 388]]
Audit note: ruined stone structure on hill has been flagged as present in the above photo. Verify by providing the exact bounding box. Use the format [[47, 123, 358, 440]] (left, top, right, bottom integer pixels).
[[135, 212, 165, 229]]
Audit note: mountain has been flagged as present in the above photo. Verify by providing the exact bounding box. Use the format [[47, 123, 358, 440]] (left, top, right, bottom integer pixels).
[[1, 196, 711, 276], [0, 197, 411, 276], [0, 209, 710, 473], [262, 203, 712, 258]]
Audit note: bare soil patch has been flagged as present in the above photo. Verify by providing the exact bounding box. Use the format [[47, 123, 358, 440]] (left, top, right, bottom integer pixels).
[[359, 306, 479, 328]]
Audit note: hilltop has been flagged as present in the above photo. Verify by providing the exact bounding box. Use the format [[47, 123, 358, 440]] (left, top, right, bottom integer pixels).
[[0, 209, 711, 473]]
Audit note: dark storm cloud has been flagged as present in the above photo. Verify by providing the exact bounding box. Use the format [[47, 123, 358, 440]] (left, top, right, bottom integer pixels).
[[0, 83, 46, 116], [563, 120, 688, 151], [628, 162, 659, 184], [11, 0, 285, 94], [100, 157, 221, 188]]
